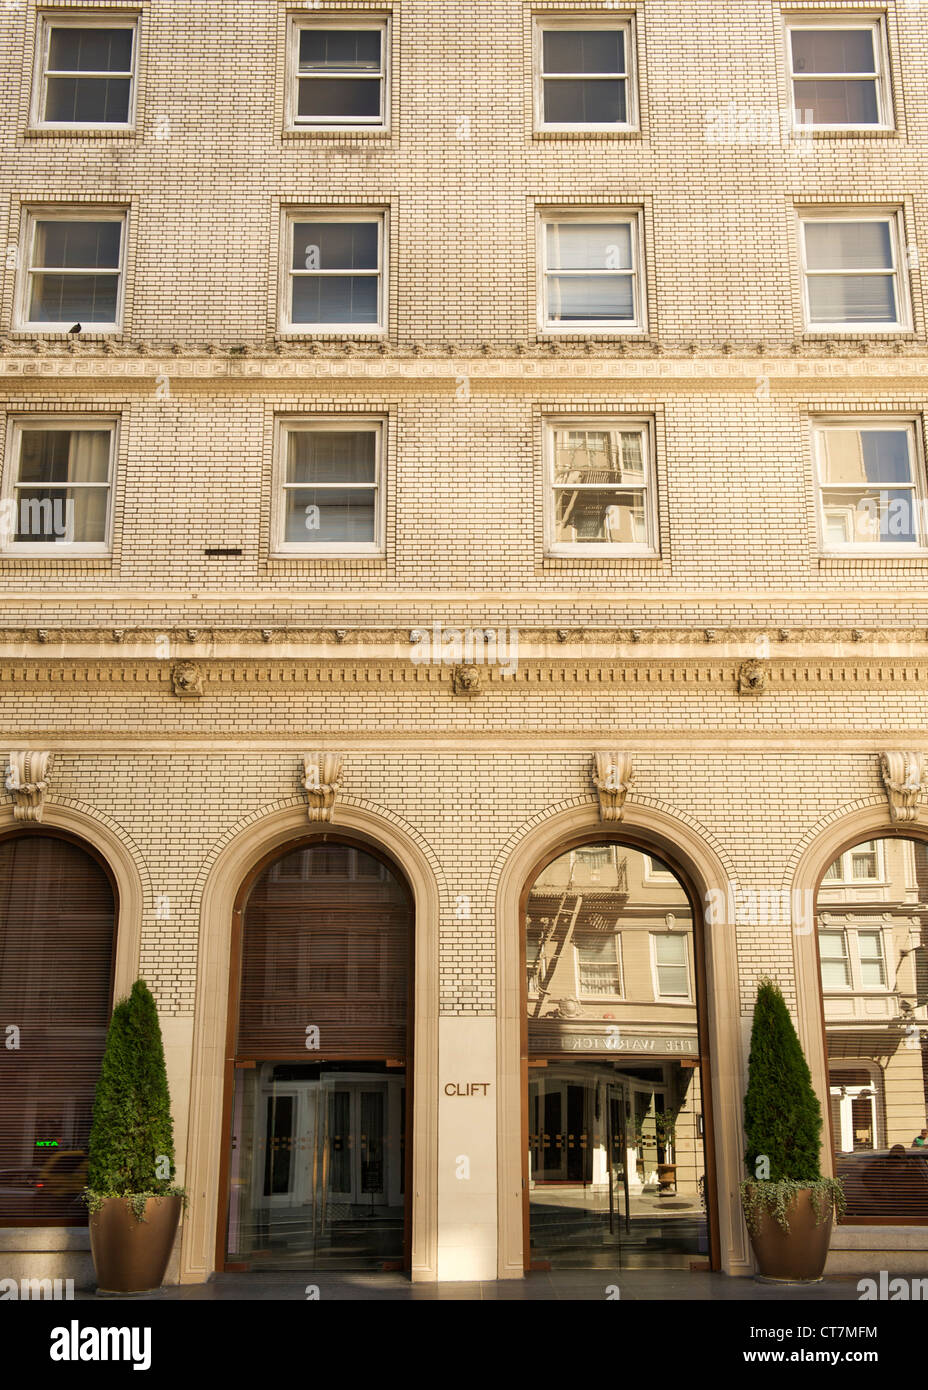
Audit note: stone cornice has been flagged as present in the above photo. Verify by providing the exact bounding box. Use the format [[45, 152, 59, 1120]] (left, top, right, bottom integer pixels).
[[2, 657, 928, 692], [4, 349, 928, 386]]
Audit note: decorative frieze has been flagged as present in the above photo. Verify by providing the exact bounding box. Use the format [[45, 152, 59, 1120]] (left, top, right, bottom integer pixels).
[[4, 751, 52, 821], [880, 752, 927, 823], [592, 751, 634, 821], [302, 753, 344, 822]]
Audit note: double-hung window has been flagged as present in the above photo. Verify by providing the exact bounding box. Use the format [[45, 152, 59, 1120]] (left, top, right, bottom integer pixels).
[[813, 421, 927, 552], [535, 19, 635, 130], [33, 17, 137, 128], [545, 418, 656, 554], [19, 212, 126, 331], [274, 419, 384, 556], [575, 935, 622, 997], [818, 928, 887, 990], [541, 214, 644, 331], [786, 19, 891, 130], [289, 19, 388, 128], [651, 932, 691, 1000], [799, 212, 908, 331], [0, 419, 116, 555], [283, 212, 386, 332]]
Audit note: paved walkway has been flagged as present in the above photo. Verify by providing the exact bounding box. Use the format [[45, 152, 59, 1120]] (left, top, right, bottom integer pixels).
[[87, 1270, 868, 1301]]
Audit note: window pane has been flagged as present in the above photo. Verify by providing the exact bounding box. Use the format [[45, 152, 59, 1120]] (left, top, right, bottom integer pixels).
[[48, 27, 133, 72], [821, 958, 852, 988], [291, 275, 379, 325], [18, 430, 110, 484], [655, 934, 686, 965], [284, 487, 376, 543], [852, 848, 880, 878], [553, 429, 644, 485], [33, 221, 121, 270], [542, 30, 624, 74], [13, 488, 107, 544], [822, 488, 917, 545], [807, 274, 896, 324], [543, 79, 626, 124], [287, 431, 376, 485], [297, 77, 381, 119], [793, 79, 878, 125], [804, 221, 892, 271], [554, 488, 646, 543], [292, 222, 378, 272], [547, 274, 634, 322], [818, 430, 912, 486], [45, 76, 131, 123], [299, 29, 381, 70], [791, 29, 876, 75], [546, 222, 632, 271], [29, 274, 119, 324]]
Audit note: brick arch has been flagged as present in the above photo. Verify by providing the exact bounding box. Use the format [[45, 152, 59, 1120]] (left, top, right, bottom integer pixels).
[[182, 796, 442, 1285], [778, 794, 889, 896]]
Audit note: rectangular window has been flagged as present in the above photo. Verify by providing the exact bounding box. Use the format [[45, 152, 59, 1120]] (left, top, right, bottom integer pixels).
[[813, 422, 926, 552], [541, 215, 643, 331], [19, 213, 126, 331], [652, 933, 690, 999], [289, 19, 388, 128], [786, 20, 890, 129], [0, 420, 115, 555], [34, 17, 137, 127], [857, 930, 886, 987], [535, 19, 635, 130], [545, 419, 656, 554], [273, 420, 384, 555], [283, 213, 385, 332], [819, 930, 852, 989], [799, 213, 908, 331], [576, 935, 622, 996], [822, 841, 883, 881]]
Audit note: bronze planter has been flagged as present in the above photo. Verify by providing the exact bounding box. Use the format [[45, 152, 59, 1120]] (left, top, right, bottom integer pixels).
[[745, 1186, 833, 1282], [90, 1195, 182, 1294]]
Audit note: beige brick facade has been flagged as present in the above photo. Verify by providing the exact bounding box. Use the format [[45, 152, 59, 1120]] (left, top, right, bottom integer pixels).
[[2, 0, 928, 1283]]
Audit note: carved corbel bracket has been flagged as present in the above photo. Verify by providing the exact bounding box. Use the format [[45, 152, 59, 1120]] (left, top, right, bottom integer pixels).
[[591, 751, 634, 821], [302, 753, 344, 822], [171, 662, 203, 698], [738, 659, 767, 695], [5, 750, 52, 821], [880, 751, 927, 823]]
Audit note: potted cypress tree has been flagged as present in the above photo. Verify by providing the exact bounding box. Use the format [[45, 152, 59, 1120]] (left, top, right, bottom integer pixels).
[[82, 979, 185, 1293], [741, 978, 844, 1281]]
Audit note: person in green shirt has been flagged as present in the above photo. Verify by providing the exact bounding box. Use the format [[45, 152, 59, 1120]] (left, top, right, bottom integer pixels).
[[912, 1129, 928, 1147]]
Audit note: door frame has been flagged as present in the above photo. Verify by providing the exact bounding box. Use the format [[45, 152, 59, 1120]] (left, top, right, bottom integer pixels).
[[214, 832, 415, 1274]]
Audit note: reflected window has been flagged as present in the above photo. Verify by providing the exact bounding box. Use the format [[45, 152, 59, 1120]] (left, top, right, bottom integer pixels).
[[651, 932, 691, 1000]]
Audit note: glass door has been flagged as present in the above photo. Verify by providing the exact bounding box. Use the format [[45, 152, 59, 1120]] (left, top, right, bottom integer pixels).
[[226, 1062, 406, 1270]]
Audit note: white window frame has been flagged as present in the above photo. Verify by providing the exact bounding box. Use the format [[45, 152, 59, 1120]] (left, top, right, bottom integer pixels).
[[31, 12, 139, 131], [574, 933, 624, 998], [533, 15, 637, 133], [280, 209, 387, 335], [0, 415, 117, 558], [649, 931, 692, 1003], [285, 15, 390, 131], [15, 208, 127, 333], [271, 416, 386, 557], [812, 418, 928, 557], [538, 210, 645, 334], [818, 925, 891, 993], [643, 854, 677, 883], [798, 209, 911, 333], [543, 416, 657, 556], [784, 15, 893, 133], [821, 839, 887, 883]]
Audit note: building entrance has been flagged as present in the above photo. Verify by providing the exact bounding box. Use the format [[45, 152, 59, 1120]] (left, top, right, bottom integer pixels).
[[523, 840, 715, 1270], [219, 840, 413, 1273]]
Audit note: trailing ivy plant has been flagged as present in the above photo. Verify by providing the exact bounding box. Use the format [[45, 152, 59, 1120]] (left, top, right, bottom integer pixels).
[[740, 977, 845, 1234], [81, 978, 186, 1223]]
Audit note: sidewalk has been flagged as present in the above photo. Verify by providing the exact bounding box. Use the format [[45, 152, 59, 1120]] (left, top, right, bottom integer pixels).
[[86, 1270, 868, 1301]]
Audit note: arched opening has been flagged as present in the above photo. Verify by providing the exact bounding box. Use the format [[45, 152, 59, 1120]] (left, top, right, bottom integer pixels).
[[0, 830, 117, 1227], [522, 837, 715, 1270], [217, 835, 415, 1272], [815, 833, 928, 1222]]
